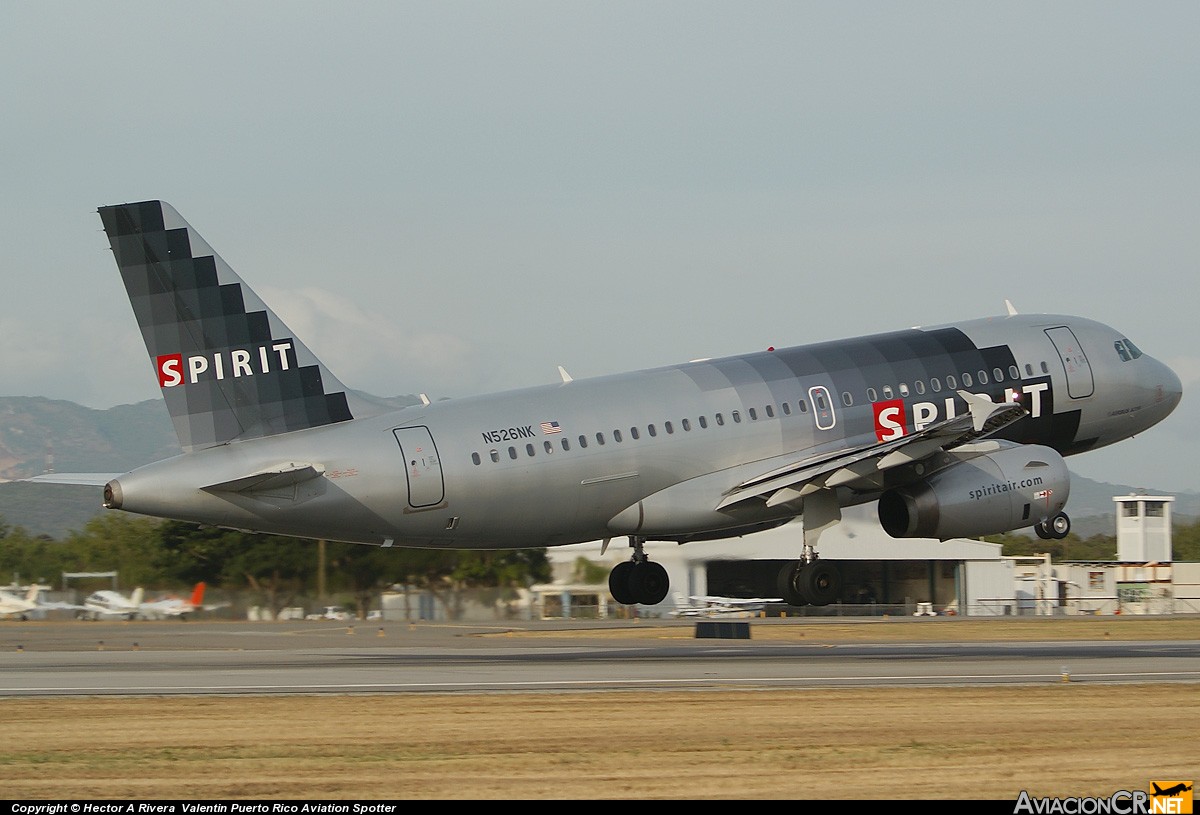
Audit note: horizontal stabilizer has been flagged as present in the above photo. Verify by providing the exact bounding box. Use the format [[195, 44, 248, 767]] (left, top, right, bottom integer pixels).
[[202, 462, 324, 494], [23, 473, 120, 487]]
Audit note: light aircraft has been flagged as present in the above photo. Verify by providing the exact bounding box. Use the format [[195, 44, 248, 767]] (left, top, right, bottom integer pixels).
[[32, 200, 1182, 608], [0, 584, 83, 619], [671, 594, 782, 617], [0, 585, 44, 620], [80, 587, 145, 620], [138, 582, 217, 619]]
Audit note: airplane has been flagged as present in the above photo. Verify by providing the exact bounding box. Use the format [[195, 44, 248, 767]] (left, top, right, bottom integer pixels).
[[0, 584, 84, 620], [0, 585, 44, 620], [671, 594, 782, 617], [30, 200, 1182, 609], [80, 587, 145, 620], [1151, 783, 1193, 797], [138, 582, 217, 620]]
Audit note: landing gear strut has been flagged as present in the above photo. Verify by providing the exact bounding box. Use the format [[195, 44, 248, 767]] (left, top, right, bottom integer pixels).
[[608, 536, 669, 606], [1034, 512, 1071, 540]]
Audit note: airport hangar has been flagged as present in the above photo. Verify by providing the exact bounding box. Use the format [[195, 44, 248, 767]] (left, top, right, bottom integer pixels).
[[528, 494, 1198, 618]]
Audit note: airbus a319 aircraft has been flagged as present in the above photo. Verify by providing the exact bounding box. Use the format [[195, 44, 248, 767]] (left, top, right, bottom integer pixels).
[[34, 201, 1183, 608]]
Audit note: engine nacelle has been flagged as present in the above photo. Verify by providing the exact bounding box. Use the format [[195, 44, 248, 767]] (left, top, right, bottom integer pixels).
[[877, 443, 1070, 539]]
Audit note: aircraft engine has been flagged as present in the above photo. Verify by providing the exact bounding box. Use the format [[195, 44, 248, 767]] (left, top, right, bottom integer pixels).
[[877, 443, 1070, 539]]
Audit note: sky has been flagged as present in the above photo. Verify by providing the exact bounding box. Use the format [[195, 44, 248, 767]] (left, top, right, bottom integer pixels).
[[1, 2, 1197, 492]]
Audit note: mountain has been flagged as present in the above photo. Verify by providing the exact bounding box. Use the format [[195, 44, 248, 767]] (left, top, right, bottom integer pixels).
[[1, 395, 1196, 540]]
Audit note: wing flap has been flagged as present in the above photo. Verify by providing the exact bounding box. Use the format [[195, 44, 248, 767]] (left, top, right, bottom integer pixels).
[[718, 391, 1026, 510]]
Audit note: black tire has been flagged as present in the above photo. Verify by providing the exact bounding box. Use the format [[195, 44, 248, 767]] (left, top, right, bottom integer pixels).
[[608, 561, 637, 606], [776, 562, 808, 607], [801, 562, 842, 607], [1049, 512, 1070, 540], [1034, 521, 1053, 540], [630, 561, 669, 605]]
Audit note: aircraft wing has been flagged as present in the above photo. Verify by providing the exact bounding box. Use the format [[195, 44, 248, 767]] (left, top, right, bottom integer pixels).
[[717, 391, 1026, 510]]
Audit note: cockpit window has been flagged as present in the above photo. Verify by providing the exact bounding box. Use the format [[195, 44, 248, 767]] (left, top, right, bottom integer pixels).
[[1114, 339, 1143, 362]]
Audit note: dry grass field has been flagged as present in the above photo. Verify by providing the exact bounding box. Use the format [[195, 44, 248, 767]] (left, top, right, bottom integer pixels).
[[1, 616, 1196, 800]]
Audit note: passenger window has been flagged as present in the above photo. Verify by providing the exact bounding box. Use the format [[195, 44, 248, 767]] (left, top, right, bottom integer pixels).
[[647, 424, 657, 437], [748, 408, 757, 421], [630, 427, 639, 440], [490, 449, 500, 463], [471, 452, 481, 465], [993, 367, 1004, 382], [578, 435, 588, 449], [715, 413, 724, 426], [781, 402, 791, 416], [797, 400, 807, 413], [765, 405, 775, 418], [898, 383, 909, 397], [613, 429, 623, 442], [841, 391, 853, 407], [699, 416, 708, 429], [946, 375, 957, 389], [962, 372, 973, 387], [867, 387, 878, 402], [682, 419, 691, 431], [732, 410, 741, 423], [1025, 363, 1034, 377], [508, 447, 518, 460], [561, 438, 571, 451], [1009, 365, 1020, 380], [544, 441, 554, 454], [930, 378, 941, 392], [1040, 361, 1049, 374], [977, 370, 987, 385], [914, 380, 926, 395], [665, 421, 674, 434], [882, 385, 894, 399], [526, 443, 535, 457], [596, 432, 605, 445]]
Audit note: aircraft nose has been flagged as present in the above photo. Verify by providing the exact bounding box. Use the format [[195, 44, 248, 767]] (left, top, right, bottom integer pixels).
[[1149, 356, 1183, 416]]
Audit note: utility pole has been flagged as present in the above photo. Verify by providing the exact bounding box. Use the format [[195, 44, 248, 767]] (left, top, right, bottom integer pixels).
[[318, 539, 326, 603]]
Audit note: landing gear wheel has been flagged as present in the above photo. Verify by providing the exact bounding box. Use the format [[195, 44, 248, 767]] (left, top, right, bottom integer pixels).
[[629, 561, 669, 605], [802, 562, 842, 607], [1048, 512, 1070, 539], [776, 562, 808, 607], [609, 561, 637, 606], [1034, 522, 1053, 540]]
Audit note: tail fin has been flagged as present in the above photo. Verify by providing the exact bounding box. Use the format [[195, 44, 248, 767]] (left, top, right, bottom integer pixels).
[[130, 587, 145, 607], [190, 582, 206, 607], [98, 200, 359, 451], [24, 585, 40, 603]]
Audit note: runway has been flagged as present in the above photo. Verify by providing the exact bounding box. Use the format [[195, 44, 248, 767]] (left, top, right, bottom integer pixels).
[[2, 619, 1198, 697]]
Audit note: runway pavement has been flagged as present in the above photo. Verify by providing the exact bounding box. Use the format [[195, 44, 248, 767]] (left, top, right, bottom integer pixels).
[[2, 618, 1198, 697]]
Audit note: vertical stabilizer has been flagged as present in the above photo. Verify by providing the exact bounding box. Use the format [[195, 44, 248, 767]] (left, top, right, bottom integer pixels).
[[190, 582, 206, 607], [130, 587, 145, 608], [99, 200, 359, 451]]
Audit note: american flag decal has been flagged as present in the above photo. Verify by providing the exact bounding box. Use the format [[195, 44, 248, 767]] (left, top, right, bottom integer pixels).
[[541, 421, 561, 435]]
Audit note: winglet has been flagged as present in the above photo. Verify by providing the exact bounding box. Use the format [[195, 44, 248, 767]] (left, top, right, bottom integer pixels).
[[959, 390, 1023, 433], [1005, 299, 1018, 316], [558, 366, 573, 383]]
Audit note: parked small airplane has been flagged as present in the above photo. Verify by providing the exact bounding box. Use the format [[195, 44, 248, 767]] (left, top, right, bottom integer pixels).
[[0, 585, 43, 620], [80, 587, 145, 620], [31, 200, 1183, 609], [671, 594, 782, 617], [138, 582, 217, 620]]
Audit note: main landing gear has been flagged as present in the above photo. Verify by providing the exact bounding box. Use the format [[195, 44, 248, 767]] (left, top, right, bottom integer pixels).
[[1034, 512, 1071, 540], [609, 536, 670, 606], [776, 543, 842, 607]]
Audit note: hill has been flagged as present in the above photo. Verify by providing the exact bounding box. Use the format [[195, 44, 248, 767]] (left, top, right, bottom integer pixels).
[[1, 395, 1196, 540]]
